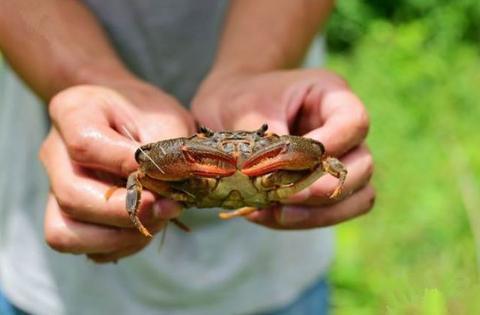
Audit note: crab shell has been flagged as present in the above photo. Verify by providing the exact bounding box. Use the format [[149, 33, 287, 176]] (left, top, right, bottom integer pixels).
[[132, 124, 345, 209], [124, 124, 347, 236]]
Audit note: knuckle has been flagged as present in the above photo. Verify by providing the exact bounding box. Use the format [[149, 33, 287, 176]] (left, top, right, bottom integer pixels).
[[310, 69, 349, 88], [38, 141, 49, 164], [45, 222, 76, 253], [353, 109, 370, 138], [54, 186, 76, 212], [366, 184, 376, 198], [363, 153, 375, 180], [361, 186, 376, 214], [318, 214, 337, 227], [353, 106, 370, 138], [48, 92, 67, 118], [38, 132, 56, 165], [49, 85, 102, 124], [360, 202, 373, 216], [66, 132, 92, 163], [48, 87, 82, 117]]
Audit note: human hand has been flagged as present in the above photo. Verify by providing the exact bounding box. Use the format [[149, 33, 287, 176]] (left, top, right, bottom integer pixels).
[[192, 69, 375, 229], [40, 83, 195, 262]]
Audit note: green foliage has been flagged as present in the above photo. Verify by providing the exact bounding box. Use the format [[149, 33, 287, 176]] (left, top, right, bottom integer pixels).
[[326, 1, 480, 314], [326, 0, 480, 52]]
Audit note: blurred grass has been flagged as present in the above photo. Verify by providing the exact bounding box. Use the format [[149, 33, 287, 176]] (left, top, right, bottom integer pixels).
[[326, 2, 480, 314]]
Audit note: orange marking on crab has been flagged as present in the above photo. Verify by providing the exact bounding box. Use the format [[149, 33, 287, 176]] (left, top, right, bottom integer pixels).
[[241, 144, 320, 177], [242, 160, 305, 177], [189, 163, 236, 178], [182, 145, 237, 165]]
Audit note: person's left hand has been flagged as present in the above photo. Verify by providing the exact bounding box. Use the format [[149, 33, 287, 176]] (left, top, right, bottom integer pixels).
[[191, 69, 375, 229]]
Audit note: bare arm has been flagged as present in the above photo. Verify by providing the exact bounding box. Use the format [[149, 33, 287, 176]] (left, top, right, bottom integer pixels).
[[0, 0, 134, 100], [211, 0, 334, 76]]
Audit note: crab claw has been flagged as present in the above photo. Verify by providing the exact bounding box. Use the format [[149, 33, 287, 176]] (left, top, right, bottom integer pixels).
[[181, 144, 237, 177], [241, 135, 346, 201], [241, 136, 324, 176], [138, 139, 237, 181]]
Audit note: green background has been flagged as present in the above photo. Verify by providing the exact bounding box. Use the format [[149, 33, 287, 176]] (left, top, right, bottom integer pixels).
[[325, 1, 480, 314]]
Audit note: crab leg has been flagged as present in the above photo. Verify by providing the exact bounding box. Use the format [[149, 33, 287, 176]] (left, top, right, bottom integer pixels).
[[126, 172, 195, 237], [140, 176, 192, 203], [170, 218, 191, 232], [268, 158, 347, 201], [126, 171, 152, 238], [219, 207, 257, 219], [322, 157, 347, 199]]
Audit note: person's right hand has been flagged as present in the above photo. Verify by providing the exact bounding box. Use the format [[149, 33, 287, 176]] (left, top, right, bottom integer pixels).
[[39, 82, 195, 263]]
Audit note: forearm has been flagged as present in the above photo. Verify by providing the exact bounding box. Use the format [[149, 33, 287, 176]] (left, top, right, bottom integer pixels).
[[211, 0, 333, 76], [0, 0, 135, 101]]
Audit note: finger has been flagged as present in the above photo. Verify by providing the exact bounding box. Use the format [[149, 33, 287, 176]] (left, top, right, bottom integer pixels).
[[40, 129, 180, 228], [299, 80, 369, 156], [44, 194, 165, 254], [49, 86, 140, 176], [87, 243, 148, 264], [151, 198, 184, 220], [247, 184, 375, 230], [58, 116, 139, 177], [286, 145, 373, 206]]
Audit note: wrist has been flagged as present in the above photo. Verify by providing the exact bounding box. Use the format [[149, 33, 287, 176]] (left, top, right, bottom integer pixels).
[[197, 67, 258, 99], [206, 62, 278, 86], [52, 63, 176, 108], [54, 61, 137, 94]]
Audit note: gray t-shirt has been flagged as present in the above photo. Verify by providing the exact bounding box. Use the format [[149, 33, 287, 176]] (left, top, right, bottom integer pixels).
[[0, 1, 333, 314]]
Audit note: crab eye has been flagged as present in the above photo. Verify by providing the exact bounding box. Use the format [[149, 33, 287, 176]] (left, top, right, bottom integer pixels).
[[255, 123, 268, 136], [198, 126, 214, 137]]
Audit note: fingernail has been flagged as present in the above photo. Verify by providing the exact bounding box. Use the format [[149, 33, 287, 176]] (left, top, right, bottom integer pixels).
[[279, 206, 310, 225]]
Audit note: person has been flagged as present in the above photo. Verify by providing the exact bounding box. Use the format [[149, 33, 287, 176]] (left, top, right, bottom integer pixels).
[[0, 0, 375, 314]]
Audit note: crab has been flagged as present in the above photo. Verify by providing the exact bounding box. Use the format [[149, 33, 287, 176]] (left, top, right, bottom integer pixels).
[[126, 124, 347, 237]]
